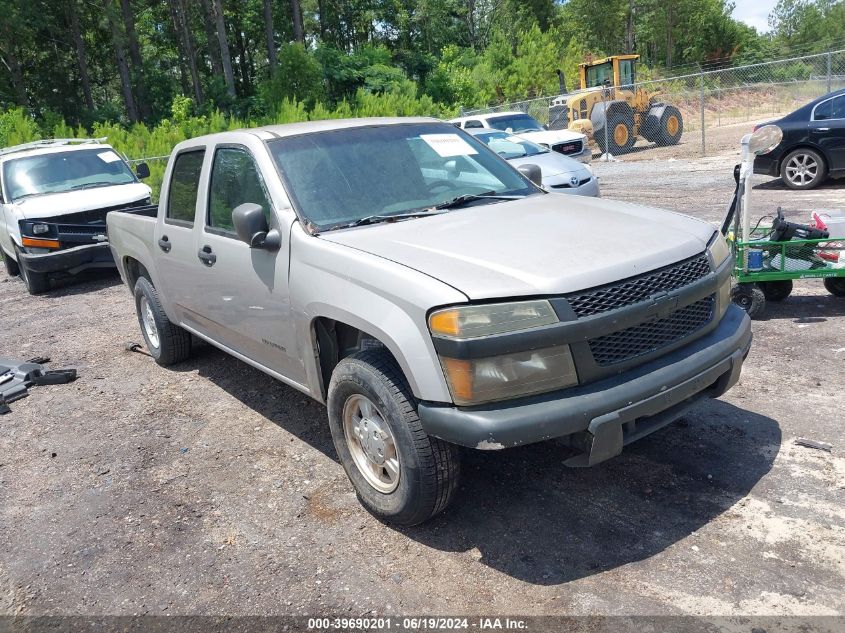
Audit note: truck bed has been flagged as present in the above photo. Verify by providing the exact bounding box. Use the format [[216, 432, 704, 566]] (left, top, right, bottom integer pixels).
[[106, 206, 159, 278]]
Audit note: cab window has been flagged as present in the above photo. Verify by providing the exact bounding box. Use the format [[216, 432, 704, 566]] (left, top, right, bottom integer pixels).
[[167, 150, 205, 225], [207, 147, 272, 233]]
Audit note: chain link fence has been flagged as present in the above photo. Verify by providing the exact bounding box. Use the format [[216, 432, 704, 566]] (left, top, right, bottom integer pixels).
[[462, 49, 845, 158]]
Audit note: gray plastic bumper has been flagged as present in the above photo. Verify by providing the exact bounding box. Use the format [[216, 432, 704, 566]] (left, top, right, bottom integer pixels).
[[417, 304, 752, 464], [18, 243, 114, 275]]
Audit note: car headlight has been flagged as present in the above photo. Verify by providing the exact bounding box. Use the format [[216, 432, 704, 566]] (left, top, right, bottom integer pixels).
[[429, 300, 558, 339], [708, 231, 731, 267], [429, 301, 578, 406], [707, 232, 732, 316]]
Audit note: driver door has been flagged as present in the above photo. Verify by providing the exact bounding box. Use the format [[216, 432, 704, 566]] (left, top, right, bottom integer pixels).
[[191, 142, 305, 385]]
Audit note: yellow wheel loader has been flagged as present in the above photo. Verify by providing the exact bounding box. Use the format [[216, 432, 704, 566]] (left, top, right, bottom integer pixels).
[[549, 55, 683, 154]]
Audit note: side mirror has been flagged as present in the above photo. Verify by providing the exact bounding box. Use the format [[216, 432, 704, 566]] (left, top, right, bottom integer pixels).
[[518, 164, 543, 187], [135, 162, 150, 180], [232, 203, 280, 250]]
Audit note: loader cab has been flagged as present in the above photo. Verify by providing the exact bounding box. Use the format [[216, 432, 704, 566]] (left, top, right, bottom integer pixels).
[[580, 55, 638, 90]]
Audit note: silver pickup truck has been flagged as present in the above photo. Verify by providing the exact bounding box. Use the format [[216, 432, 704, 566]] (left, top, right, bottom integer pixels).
[[107, 117, 751, 525]]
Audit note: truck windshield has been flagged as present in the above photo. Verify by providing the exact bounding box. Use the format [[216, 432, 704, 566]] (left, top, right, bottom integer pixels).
[[267, 122, 536, 231], [2, 148, 136, 202], [485, 114, 544, 133]]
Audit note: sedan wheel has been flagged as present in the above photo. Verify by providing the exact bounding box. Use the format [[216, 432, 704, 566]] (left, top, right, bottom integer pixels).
[[781, 149, 826, 190]]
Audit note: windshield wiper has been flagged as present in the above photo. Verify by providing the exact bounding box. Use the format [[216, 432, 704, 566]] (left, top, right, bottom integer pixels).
[[324, 210, 448, 232], [434, 191, 525, 210], [70, 181, 119, 190]]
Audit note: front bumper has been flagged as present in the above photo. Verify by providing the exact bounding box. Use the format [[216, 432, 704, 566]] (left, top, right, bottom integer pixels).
[[569, 146, 592, 164], [753, 154, 779, 177], [418, 304, 752, 463], [17, 243, 115, 275]]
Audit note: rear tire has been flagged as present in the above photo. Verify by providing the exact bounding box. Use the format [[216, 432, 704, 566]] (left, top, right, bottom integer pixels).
[[327, 348, 460, 526], [760, 279, 793, 301], [824, 277, 845, 297], [657, 106, 683, 146], [780, 148, 827, 190], [2, 249, 19, 277], [133, 276, 192, 366], [731, 283, 766, 319], [15, 245, 50, 294]]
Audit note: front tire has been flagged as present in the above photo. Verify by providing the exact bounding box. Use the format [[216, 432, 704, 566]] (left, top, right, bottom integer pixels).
[[133, 276, 192, 366], [15, 245, 49, 294], [2, 249, 20, 277], [597, 114, 635, 155], [327, 348, 460, 526], [781, 148, 827, 190], [824, 277, 845, 297], [731, 283, 766, 319]]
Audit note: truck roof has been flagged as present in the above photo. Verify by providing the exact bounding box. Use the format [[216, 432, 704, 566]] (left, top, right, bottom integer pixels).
[[0, 140, 114, 164], [248, 117, 442, 141]]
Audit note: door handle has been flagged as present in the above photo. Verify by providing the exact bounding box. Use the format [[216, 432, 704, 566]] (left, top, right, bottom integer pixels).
[[197, 245, 217, 266], [817, 127, 830, 131], [158, 235, 171, 252]]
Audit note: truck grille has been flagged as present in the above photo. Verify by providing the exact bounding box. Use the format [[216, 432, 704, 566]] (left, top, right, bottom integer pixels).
[[567, 254, 711, 318], [589, 297, 715, 366], [552, 140, 583, 155]]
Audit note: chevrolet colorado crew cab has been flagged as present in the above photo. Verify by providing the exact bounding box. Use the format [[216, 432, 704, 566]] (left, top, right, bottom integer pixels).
[[107, 117, 752, 525], [0, 138, 152, 294]]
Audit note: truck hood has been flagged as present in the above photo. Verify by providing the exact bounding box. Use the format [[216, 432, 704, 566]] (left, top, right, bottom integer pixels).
[[13, 183, 151, 220], [516, 129, 585, 146], [321, 195, 715, 300]]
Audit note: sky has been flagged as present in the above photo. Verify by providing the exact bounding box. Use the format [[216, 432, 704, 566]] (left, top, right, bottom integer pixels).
[[731, 0, 778, 33]]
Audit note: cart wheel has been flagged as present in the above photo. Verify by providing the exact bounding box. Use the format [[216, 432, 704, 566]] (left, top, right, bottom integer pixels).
[[731, 283, 766, 319], [759, 280, 793, 302], [824, 277, 845, 297]]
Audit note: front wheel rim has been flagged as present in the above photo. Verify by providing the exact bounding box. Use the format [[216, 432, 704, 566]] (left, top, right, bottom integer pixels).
[[140, 296, 160, 349], [785, 154, 818, 186], [342, 394, 400, 494]]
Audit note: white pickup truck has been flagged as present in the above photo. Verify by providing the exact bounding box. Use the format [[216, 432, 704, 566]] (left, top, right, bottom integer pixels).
[[107, 117, 751, 525], [0, 139, 152, 293]]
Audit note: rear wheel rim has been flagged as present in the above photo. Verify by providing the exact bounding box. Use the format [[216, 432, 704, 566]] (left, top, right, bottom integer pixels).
[[666, 115, 680, 136], [785, 154, 818, 186], [342, 394, 400, 494], [613, 123, 629, 146], [140, 296, 160, 349]]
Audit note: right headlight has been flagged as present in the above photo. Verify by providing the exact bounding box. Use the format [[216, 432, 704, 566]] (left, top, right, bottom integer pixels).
[[708, 231, 732, 317], [429, 301, 578, 406]]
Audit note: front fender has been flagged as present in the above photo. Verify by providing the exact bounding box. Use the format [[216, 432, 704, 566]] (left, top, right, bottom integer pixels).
[[289, 225, 467, 403]]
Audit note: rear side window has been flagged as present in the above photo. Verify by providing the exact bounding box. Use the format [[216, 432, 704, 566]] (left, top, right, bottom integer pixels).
[[167, 150, 205, 224], [207, 147, 272, 233], [463, 120, 484, 129]]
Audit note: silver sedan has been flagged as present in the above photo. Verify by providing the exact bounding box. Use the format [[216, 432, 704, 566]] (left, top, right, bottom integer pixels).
[[468, 129, 600, 197]]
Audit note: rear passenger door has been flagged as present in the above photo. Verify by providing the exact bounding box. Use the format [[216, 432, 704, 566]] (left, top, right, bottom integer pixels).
[[191, 143, 303, 383], [154, 147, 207, 324]]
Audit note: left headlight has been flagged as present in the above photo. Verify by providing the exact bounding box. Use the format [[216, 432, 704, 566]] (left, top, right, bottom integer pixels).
[[429, 301, 578, 406]]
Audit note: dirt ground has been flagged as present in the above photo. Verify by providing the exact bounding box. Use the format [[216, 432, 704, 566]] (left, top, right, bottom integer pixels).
[[1, 120, 844, 623]]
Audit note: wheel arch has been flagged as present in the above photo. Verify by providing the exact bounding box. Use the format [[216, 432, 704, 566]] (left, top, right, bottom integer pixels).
[[303, 304, 452, 405]]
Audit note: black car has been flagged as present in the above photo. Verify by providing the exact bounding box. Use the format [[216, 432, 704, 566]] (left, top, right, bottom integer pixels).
[[754, 88, 845, 190]]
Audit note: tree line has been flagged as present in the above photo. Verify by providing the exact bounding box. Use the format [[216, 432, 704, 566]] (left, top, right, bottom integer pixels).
[[0, 0, 843, 131]]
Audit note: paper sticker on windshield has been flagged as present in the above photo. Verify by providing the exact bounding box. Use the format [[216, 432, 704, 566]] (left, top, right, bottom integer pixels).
[[420, 134, 478, 157], [97, 151, 121, 164]]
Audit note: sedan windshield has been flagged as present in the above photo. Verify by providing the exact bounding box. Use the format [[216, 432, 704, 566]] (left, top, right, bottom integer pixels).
[[473, 131, 549, 159], [2, 148, 137, 202], [268, 122, 536, 230], [486, 114, 544, 133]]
